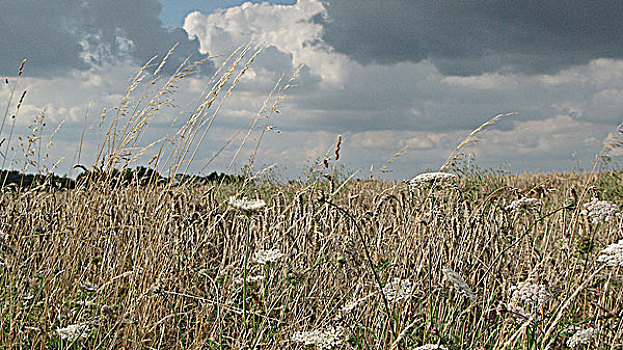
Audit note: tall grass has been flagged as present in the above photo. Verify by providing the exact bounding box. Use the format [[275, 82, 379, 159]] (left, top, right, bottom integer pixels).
[[0, 50, 622, 349]]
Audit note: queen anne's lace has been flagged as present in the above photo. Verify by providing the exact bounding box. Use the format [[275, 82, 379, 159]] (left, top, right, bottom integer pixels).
[[509, 279, 552, 306], [382, 278, 413, 301], [292, 326, 344, 349], [253, 249, 284, 264], [597, 239, 623, 267], [56, 324, 90, 341], [566, 327, 597, 348], [228, 196, 266, 211], [581, 197, 621, 224], [413, 345, 448, 350], [409, 172, 457, 190], [505, 197, 541, 213]]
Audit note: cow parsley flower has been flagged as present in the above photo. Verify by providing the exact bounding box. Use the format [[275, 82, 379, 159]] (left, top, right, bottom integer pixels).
[[382, 278, 413, 301], [56, 323, 90, 341], [253, 249, 284, 264], [409, 172, 457, 188], [292, 326, 344, 349], [597, 239, 623, 267], [234, 275, 265, 285], [566, 327, 597, 348], [581, 197, 621, 224], [228, 196, 266, 212], [509, 279, 551, 307], [413, 345, 448, 350], [505, 197, 541, 213], [442, 267, 476, 300]]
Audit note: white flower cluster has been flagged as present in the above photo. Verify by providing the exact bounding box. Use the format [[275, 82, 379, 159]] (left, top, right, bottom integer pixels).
[[409, 172, 457, 189], [382, 277, 413, 301], [505, 197, 541, 213], [597, 239, 623, 267], [228, 196, 266, 212], [234, 275, 265, 285], [253, 249, 284, 264], [509, 279, 552, 307], [581, 197, 621, 224], [413, 345, 448, 350], [442, 267, 476, 300], [566, 327, 597, 348], [292, 326, 344, 349], [56, 323, 90, 341]]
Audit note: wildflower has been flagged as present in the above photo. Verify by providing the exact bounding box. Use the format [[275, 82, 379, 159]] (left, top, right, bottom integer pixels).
[[505, 197, 541, 213], [234, 275, 265, 285], [597, 239, 623, 267], [413, 345, 448, 350], [566, 327, 597, 348], [409, 172, 457, 188], [56, 323, 90, 341], [382, 277, 413, 301], [581, 197, 621, 224], [442, 267, 476, 300], [253, 249, 284, 264], [509, 279, 552, 307], [292, 326, 344, 349], [228, 196, 266, 212]]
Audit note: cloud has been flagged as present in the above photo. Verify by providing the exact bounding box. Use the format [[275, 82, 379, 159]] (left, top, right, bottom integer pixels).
[[318, 0, 623, 76], [0, 0, 208, 77]]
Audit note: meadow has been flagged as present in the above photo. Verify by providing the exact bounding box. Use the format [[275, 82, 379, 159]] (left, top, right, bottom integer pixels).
[[1, 48, 623, 349]]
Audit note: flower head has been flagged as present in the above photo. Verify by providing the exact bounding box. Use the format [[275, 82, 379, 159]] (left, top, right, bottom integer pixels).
[[409, 172, 457, 189], [292, 326, 344, 349], [234, 275, 265, 285], [597, 239, 623, 267], [581, 197, 621, 224], [566, 327, 597, 348], [56, 324, 90, 341], [509, 279, 551, 307], [442, 267, 476, 300], [382, 277, 413, 301], [228, 196, 266, 212], [413, 345, 448, 350], [505, 197, 541, 213], [253, 249, 284, 264]]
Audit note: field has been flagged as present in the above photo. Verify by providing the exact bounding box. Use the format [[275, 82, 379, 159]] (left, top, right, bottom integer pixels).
[[0, 170, 622, 349], [1, 49, 623, 349]]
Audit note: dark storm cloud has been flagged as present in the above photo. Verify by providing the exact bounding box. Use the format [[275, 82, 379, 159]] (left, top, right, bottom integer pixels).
[[319, 0, 623, 76], [0, 0, 208, 77]]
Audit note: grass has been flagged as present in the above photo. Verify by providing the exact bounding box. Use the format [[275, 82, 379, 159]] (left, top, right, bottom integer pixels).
[[0, 48, 622, 349]]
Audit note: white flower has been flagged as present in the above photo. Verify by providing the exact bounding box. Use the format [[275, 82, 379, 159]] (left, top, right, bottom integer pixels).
[[509, 279, 551, 307], [292, 326, 344, 349], [409, 172, 457, 188], [566, 327, 597, 348], [505, 197, 541, 213], [597, 239, 623, 267], [442, 267, 476, 300], [581, 197, 621, 224], [253, 249, 284, 264], [382, 278, 413, 301], [56, 323, 90, 341], [0, 230, 6, 241], [228, 196, 266, 212], [234, 275, 265, 285], [413, 345, 448, 350]]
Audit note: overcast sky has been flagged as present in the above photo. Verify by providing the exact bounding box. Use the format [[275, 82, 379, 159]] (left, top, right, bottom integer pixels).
[[1, 0, 623, 180]]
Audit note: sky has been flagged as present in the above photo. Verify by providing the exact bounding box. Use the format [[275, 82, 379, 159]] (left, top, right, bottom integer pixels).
[[1, 0, 623, 180]]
